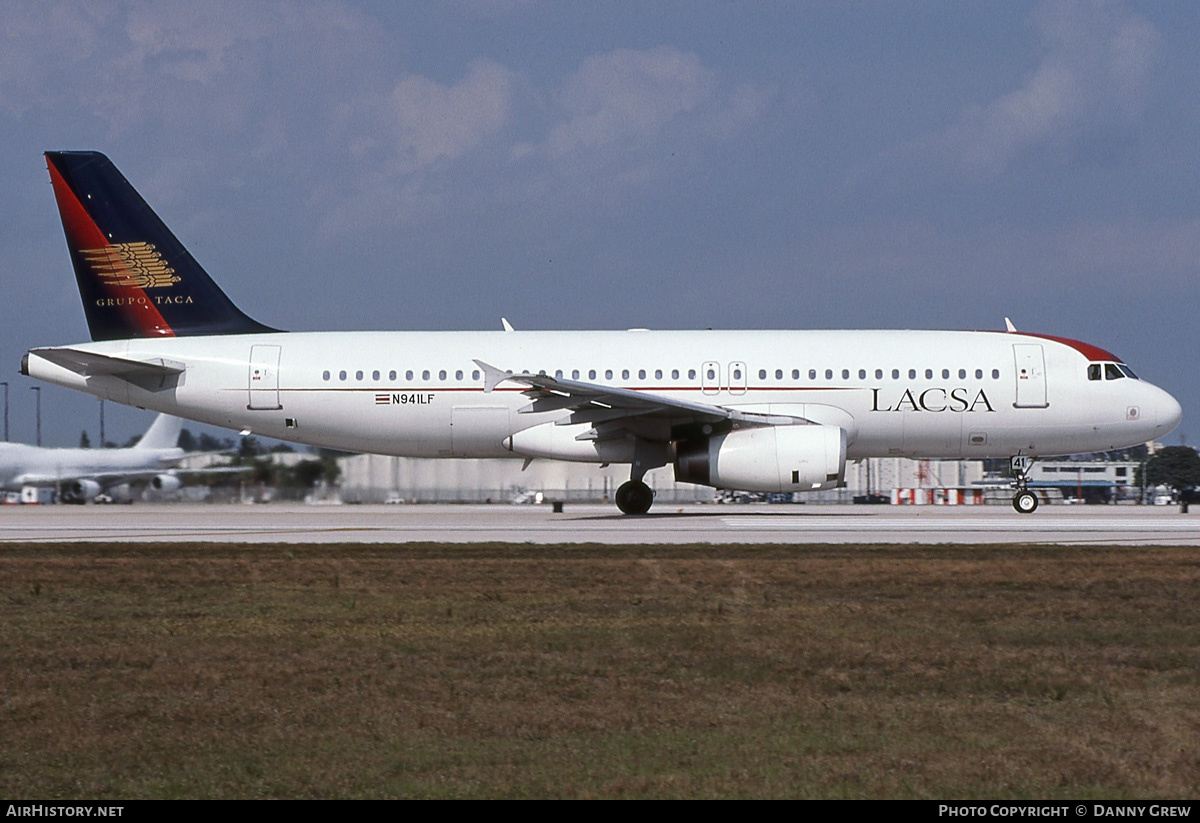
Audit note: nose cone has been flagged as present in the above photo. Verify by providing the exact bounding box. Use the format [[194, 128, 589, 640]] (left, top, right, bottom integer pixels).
[[1153, 386, 1183, 439]]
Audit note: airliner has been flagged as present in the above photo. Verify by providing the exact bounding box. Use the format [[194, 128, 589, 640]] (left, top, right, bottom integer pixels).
[[1, 413, 205, 502], [21, 151, 1182, 514]]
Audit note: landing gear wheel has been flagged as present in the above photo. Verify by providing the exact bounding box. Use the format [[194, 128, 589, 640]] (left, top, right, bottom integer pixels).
[[1012, 490, 1039, 514], [615, 480, 654, 515]]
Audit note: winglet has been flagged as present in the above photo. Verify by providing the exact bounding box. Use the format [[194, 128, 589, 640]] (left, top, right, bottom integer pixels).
[[473, 359, 513, 393], [1004, 317, 1017, 332]]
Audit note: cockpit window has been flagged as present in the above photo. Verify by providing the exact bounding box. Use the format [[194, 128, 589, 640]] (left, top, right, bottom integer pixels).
[[1118, 364, 1138, 379], [1087, 364, 1101, 381], [1105, 363, 1125, 380]]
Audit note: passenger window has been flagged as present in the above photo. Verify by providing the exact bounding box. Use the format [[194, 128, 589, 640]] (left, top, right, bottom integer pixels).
[[688, 369, 696, 379], [438, 370, 447, 380], [555, 369, 563, 379], [572, 369, 580, 379], [908, 369, 916, 379], [671, 369, 678, 379], [472, 370, 480, 380], [339, 370, 347, 381], [322, 370, 330, 381], [892, 369, 900, 380], [638, 369, 646, 379], [825, 369, 833, 380], [373, 370, 380, 381], [733, 368, 742, 380], [759, 369, 767, 379], [356, 370, 364, 381], [958, 369, 966, 379], [406, 370, 414, 381], [422, 370, 430, 380], [859, 369, 866, 379], [809, 369, 817, 380], [622, 369, 630, 380], [975, 369, 983, 379], [924, 369, 933, 379], [776, 369, 783, 380], [1105, 363, 1124, 380], [605, 369, 613, 380], [841, 369, 849, 379], [942, 369, 949, 379], [792, 369, 800, 379], [655, 369, 663, 379], [589, 370, 597, 379], [456, 370, 463, 380], [1088, 364, 1102, 381], [991, 369, 1000, 379], [875, 369, 883, 379], [706, 368, 715, 380], [389, 370, 397, 381]]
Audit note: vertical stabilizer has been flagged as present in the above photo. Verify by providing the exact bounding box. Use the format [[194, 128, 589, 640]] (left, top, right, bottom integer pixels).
[[44, 151, 277, 340], [132, 414, 182, 450]]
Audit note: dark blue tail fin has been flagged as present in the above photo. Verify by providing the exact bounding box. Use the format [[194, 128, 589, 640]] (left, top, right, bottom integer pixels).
[[45, 151, 277, 340]]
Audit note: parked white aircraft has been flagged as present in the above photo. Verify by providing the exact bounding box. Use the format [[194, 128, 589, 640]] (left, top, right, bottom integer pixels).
[[22, 152, 1182, 513], [0, 413, 191, 502]]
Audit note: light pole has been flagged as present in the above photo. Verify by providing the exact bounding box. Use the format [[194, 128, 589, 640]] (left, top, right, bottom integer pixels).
[[30, 386, 40, 446], [99, 398, 104, 448], [1, 381, 7, 442]]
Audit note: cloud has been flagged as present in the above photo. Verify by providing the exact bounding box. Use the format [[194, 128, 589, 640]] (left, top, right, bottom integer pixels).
[[0, 3, 768, 243], [939, 0, 1162, 177], [545, 46, 717, 159], [382, 60, 517, 172]]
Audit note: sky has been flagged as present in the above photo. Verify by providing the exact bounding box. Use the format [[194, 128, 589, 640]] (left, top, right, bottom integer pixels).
[[1, 0, 1197, 448]]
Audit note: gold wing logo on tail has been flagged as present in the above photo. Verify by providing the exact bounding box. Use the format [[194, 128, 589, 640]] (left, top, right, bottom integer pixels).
[[82, 242, 181, 289]]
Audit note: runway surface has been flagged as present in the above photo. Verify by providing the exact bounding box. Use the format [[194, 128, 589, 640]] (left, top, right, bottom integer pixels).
[[1, 502, 1198, 545]]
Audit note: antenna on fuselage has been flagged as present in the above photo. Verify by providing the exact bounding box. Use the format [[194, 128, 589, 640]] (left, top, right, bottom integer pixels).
[[1004, 317, 1017, 332]]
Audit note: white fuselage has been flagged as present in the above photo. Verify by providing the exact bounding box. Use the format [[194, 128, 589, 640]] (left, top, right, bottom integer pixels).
[[0, 443, 183, 490], [23, 328, 1181, 466]]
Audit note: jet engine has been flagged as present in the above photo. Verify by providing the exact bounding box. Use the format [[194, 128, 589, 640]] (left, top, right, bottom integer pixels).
[[64, 478, 102, 503], [151, 474, 182, 492], [674, 424, 846, 493]]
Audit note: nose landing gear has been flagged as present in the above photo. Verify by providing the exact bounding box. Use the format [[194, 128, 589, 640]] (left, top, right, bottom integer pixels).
[[1011, 456, 1039, 513]]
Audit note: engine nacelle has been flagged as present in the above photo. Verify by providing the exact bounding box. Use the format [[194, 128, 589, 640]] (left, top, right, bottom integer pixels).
[[151, 474, 182, 492], [674, 424, 846, 492], [65, 478, 102, 502]]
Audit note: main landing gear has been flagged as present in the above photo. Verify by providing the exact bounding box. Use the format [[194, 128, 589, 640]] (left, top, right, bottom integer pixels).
[[615, 480, 654, 515], [614, 440, 666, 515], [1010, 456, 1038, 514]]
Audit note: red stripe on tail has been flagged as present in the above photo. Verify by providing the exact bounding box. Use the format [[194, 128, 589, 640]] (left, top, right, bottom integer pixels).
[[46, 158, 175, 338]]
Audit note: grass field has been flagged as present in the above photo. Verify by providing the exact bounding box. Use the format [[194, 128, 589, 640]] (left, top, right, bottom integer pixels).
[[1, 542, 1198, 799]]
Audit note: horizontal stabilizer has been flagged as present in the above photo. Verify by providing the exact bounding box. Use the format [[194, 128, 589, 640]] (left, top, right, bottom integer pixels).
[[27, 347, 184, 392]]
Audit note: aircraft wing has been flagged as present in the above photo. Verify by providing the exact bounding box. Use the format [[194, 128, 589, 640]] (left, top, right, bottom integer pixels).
[[28, 347, 184, 391], [474, 360, 807, 435]]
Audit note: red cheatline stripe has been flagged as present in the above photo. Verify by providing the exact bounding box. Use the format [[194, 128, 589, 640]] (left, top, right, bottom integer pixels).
[[46, 156, 175, 338]]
